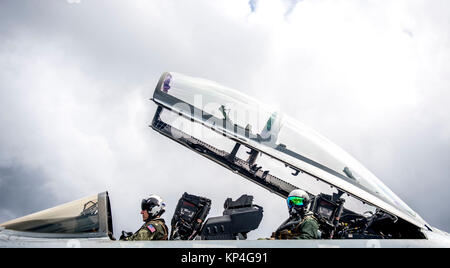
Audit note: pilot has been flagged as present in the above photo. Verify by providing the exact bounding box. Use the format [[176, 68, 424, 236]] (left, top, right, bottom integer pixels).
[[120, 195, 169, 241], [271, 189, 319, 239]]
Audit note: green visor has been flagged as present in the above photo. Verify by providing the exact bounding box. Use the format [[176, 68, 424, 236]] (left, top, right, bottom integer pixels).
[[287, 196, 305, 209]]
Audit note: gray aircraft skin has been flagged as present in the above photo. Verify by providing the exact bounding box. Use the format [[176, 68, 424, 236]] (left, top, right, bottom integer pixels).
[[1, 72, 450, 248]]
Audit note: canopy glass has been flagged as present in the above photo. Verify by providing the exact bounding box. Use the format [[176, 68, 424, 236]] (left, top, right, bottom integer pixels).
[[153, 72, 427, 228]]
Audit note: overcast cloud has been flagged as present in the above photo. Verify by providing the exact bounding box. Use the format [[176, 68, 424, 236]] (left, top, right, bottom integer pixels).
[[0, 0, 449, 239]]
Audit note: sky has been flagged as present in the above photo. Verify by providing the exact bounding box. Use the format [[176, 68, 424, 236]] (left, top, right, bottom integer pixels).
[[0, 0, 449, 239]]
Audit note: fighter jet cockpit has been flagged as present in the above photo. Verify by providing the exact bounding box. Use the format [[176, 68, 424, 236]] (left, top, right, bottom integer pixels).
[[1, 72, 449, 247]]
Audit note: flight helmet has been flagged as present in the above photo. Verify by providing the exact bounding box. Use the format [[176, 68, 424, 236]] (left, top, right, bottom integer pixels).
[[141, 195, 166, 219], [287, 189, 310, 215]]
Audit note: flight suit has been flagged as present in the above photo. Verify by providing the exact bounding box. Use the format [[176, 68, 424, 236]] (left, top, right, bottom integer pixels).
[[125, 218, 168, 241], [273, 212, 320, 239]]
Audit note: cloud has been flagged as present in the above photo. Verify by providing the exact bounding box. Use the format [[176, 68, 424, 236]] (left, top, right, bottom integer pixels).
[[0, 163, 55, 222]]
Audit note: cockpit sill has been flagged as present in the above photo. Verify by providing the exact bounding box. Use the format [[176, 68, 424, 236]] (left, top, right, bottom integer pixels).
[[1, 228, 450, 248]]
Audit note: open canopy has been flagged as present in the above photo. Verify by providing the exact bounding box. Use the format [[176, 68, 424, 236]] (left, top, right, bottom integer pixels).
[[152, 72, 428, 230]]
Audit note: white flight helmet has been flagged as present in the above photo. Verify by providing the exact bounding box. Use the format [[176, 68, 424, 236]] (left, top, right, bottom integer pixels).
[[141, 194, 166, 219], [287, 189, 310, 212]]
